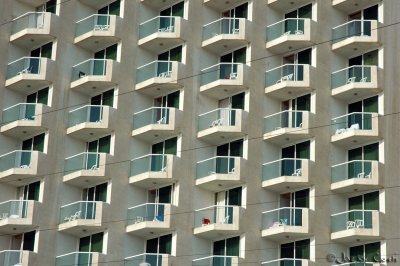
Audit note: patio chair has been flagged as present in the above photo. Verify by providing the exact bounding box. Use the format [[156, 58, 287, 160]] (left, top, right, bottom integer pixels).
[[347, 123, 360, 131], [18, 66, 32, 75], [94, 24, 110, 31], [347, 77, 356, 84], [335, 128, 346, 135], [282, 31, 291, 36], [291, 168, 302, 176], [220, 215, 230, 224], [295, 30, 304, 35], [134, 216, 144, 224], [232, 28, 240, 34], [346, 221, 356, 229], [360, 77, 368, 82], [355, 219, 364, 228], [229, 72, 238, 79], [157, 116, 167, 124], [357, 172, 365, 178], [229, 168, 235, 174]]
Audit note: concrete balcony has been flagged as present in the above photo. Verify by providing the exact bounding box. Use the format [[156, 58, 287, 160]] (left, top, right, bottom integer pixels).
[[265, 64, 313, 101], [331, 160, 383, 193], [74, 14, 122, 51], [135, 61, 184, 96], [331, 210, 382, 242], [266, 18, 316, 53], [197, 109, 247, 145], [17, 0, 47, 6], [126, 203, 172, 237], [1, 103, 49, 139], [262, 159, 312, 192], [138, 16, 185, 52], [199, 63, 249, 100], [125, 253, 173, 266], [0, 250, 37, 266], [129, 154, 178, 188], [63, 152, 111, 187], [331, 112, 380, 147], [132, 107, 182, 142], [331, 65, 381, 101], [58, 201, 107, 236], [193, 205, 241, 239], [0, 150, 45, 186], [261, 259, 314, 266], [10, 12, 57, 49], [332, 20, 380, 56], [266, 0, 312, 11], [332, 0, 381, 14], [5, 57, 54, 92], [56, 252, 105, 266], [193, 256, 241, 266], [195, 156, 246, 192], [202, 18, 249, 54], [70, 59, 118, 95], [263, 111, 313, 145], [67, 105, 115, 140], [0, 200, 39, 234], [261, 207, 311, 241]]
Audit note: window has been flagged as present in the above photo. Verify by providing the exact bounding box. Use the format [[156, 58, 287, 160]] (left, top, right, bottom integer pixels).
[[98, 0, 120, 16], [282, 48, 311, 82], [348, 5, 378, 37], [94, 44, 118, 61], [87, 89, 114, 122], [31, 42, 52, 59], [27, 87, 49, 105], [348, 50, 378, 82], [150, 137, 177, 171], [281, 94, 311, 128], [280, 239, 310, 260], [347, 142, 378, 179], [153, 91, 180, 124], [214, 139, 243, 174], [11, 231, 36, 252], [284, 4, 312, 34], [146, 234, 172, 254], [18, 181, 40, 201], [347, 96, 378, 129], [213, 236, 240, 262], [281, 140, 310, 176], [350, 242, 380, 262], [217, 92, 245, 126], [348, 191, 379, 228], [222, 3, 248, 19], [215, 187, 242, 224], [160, 1, 184, 17], [219, 47, 246, 80], [36, 0, 56, 14], [83, 183, 107, 202], [157, 46, 182, 76], [22, 133, 45, 152], [280, 189, 309, 226], [79, 232, 104, 253], [87, 135, 111, 154], [148, 185, 173, 204]]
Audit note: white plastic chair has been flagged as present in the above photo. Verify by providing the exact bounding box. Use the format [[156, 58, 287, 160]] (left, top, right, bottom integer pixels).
[[94, 24, 110, 31], [346, 221, 355, 229], [360, 77, 368, 82], [220, 215, 230, 224], [355, 219, 364, 228], [229, 168, 235, 174], [229, 72, 238, 79], [347, 123, 360, 131], [282, 31, 291, 36], [347, 77, 356, 84], [232, 28, 240, 34], [357, 172, 365, 178], [291, 168, 302, 176], [18, 66, 32, 75], [295, 30, 303, 35], [157, 117, 166, 124]]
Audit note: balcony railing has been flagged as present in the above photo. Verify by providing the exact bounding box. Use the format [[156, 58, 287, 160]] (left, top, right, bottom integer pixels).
[[192, 256, 238, 266], [133, 107, 171, 129], [331, 65, 372, 89], [332, 20, 375, 43], [331, 210, 377, 232], [125, 253, 170, 266], [75, 14, 111, 37], [130, 154, 168, 176], [59, 201, 98, 224], [331, 160, 374, 183], [139, 16, 177, 39], [71, 59, 108, 82], [56, 252, 98, 266], [11, 12, 47, 35], [266, 18, 306, 41], [0, 250, 23, 266], [0, 200, 30, 219], [261, 258, 309, 265], [64, 152, 101, 173], [0, 150, 34, 171], [203, 18, 242, 40], [262, 158, 304, 181], [196, 156, 237, 179], [194, 205, 235, 227], [68, 105, 104, 127], [136, 60, 174, 84], [6, 57, 42, 80], [264, 110, 305, 133], [200, 63, 241, 86], [127, 203, 166, 225], [265, 64, 306, 87], [198, 108, 239, 131], [331, 112, 374, 134], [262, 207, 304, 229], [1, 103, 38, 125]]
